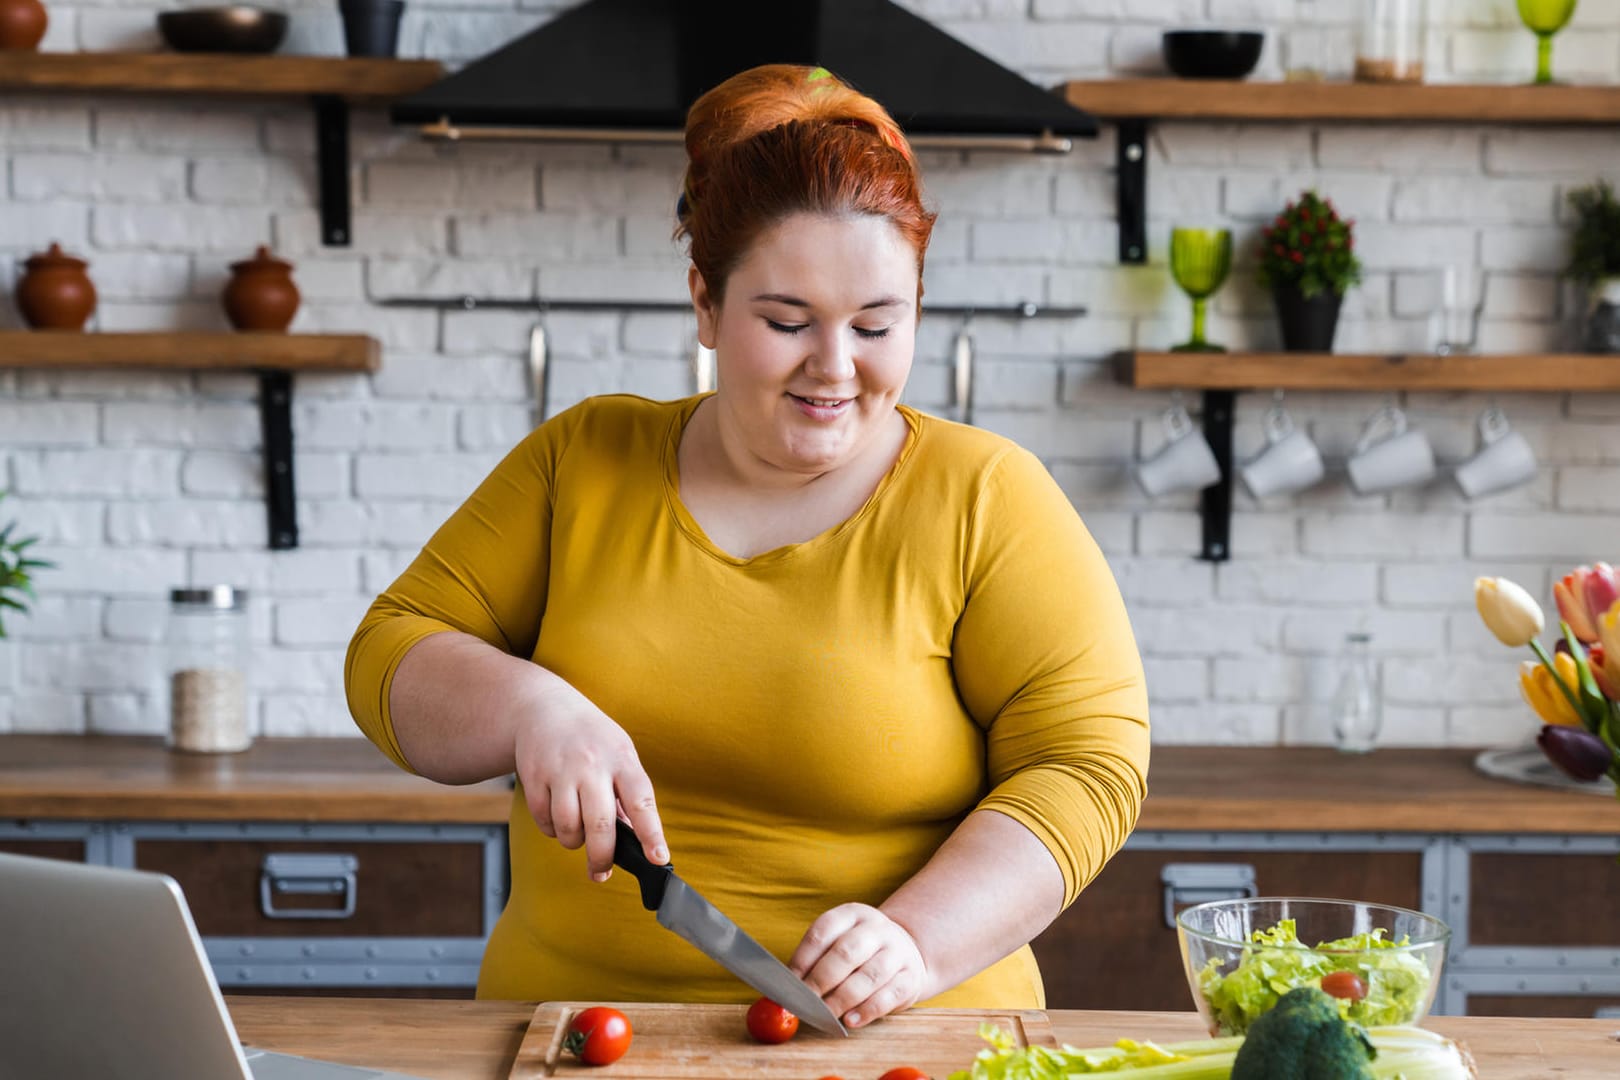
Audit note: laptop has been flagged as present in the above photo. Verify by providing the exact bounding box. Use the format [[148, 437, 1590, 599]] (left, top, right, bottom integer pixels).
[[0, 852, 426, 1080]]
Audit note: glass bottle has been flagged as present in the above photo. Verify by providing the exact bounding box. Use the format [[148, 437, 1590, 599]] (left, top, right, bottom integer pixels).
[[1356, 0, 1426, 83], [1331, 632, 1382, 754], [166, 586, 252, 753]]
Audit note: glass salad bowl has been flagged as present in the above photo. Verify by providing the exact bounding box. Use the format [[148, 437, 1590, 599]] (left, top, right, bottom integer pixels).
[[1176, 897, 1451, 1036]]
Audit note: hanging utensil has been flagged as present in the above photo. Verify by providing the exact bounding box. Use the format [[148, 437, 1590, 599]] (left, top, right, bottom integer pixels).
[[952, 321, 974, 425], [529, 320, 549, 425], [692, 341, 716, 394]]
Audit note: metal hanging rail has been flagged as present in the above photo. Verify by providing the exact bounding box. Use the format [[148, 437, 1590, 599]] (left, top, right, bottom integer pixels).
[[376, 297, 1087, 318]]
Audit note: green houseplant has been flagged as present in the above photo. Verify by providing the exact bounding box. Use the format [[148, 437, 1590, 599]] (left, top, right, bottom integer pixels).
[[1566, 180, 1620, 353], [1256, 190, 1362, 353], [0, 492, 52, 638]]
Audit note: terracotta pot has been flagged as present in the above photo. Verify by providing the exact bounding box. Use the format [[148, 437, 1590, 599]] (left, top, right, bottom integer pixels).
[[0, 0, 47, 51], [15, 242, 96, 330], [222, 245, 299, 331]]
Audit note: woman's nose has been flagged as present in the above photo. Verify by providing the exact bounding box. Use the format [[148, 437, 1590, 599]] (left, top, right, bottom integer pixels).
[[803, 329, 857, 383]]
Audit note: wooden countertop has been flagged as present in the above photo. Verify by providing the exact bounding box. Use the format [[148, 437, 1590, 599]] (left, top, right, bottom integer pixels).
[[1136, 745, 1620, 835], [0, 735, 512, 822], [226, 996, 1620, 1079], [2, 736, 1616, 833]]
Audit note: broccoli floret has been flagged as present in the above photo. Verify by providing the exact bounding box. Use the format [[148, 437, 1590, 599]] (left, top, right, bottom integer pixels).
[[1230, 987, 1377, 1080]]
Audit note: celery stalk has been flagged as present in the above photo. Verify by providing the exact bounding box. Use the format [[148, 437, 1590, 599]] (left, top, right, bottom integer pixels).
[[947, 1026, 1474, 1080]]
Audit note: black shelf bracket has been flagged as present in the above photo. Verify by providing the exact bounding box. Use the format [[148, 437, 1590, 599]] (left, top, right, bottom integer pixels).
[[313, 94, 351, 247], [1116, 119, 1148, 264], [1199, 389, 1236, 563], [258, 370, 299, 550]]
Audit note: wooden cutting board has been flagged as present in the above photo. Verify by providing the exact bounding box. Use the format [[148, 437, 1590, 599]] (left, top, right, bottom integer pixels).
[[509, 1002, 1055, 1079]]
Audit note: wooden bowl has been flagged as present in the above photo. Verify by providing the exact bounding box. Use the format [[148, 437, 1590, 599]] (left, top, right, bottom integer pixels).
[[157, 5, 288, 54]]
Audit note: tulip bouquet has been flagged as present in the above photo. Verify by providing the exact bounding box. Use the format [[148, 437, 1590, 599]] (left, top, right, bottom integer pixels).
[[1476, 567, 1620, 793]]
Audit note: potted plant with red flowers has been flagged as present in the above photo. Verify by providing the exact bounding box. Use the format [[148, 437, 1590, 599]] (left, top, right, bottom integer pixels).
[[1257, 190, 1362, 352]]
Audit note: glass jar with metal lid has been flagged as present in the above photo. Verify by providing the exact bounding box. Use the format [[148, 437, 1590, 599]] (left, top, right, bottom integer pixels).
[[166, 585, 251, 753]]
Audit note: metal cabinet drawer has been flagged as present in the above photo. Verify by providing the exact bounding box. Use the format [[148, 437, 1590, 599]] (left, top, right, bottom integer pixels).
[[134, 837, 487, 938], [1466, 851, 1620, 948], [0, 839, 86, 862], [1465, 993, 1620, 1018]]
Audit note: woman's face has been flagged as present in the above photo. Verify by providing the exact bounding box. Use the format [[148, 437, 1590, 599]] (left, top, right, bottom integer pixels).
[[690, 212, 918, 478]]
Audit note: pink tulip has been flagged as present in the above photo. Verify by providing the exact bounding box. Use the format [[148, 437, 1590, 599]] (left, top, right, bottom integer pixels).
[[1583, 562, 1620, 630]]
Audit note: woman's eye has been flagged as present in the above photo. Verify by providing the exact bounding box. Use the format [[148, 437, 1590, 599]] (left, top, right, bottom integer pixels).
[[854, 326, 891, 340], [765, 319, 808, 335]]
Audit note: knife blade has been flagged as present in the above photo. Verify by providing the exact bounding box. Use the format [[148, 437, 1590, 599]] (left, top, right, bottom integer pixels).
[[611, 819, 848, 1036]]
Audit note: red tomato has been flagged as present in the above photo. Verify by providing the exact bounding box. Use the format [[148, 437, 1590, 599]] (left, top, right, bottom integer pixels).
[[563, 1006, 632, 1066], [877, 1069, 932, 1080], [1320, 970, 1369, 1002], [745, 996, 800, 1044]]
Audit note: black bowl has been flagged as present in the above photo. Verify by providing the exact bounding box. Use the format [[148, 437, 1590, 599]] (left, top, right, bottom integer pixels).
[[158, 6, 289, 54], [1162, 30, 1264, 80]]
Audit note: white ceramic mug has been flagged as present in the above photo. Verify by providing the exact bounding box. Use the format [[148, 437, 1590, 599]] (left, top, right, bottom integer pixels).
[[1240, 400, 1325, 499], [1455, 406, 1537, 499], [1137, 401, 1221, 497], [1346, 403, 1436, 495]]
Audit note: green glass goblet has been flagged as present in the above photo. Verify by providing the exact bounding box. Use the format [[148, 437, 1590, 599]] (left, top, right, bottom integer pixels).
[[1169, 227, 1233, 353], [1517, 0, 1579, 85]]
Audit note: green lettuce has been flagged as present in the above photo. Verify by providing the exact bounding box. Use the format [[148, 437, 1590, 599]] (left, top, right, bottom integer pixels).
[[1198, 918, 1434, 1035]]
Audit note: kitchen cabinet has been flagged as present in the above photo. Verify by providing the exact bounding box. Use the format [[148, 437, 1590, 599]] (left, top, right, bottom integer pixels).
[[0, 736, 509, 996], [6, 737, 1619, 1012]]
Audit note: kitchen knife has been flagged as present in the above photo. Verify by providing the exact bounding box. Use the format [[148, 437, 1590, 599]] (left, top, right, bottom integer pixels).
[[611, 819, 848, 1036]]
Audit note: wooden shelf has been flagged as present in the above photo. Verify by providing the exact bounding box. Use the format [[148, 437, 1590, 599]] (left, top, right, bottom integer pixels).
[[0, 331, 380, 373], [0, 53, 447, 247], [1121, 351, 1620, 393], [0, 52, 443, 101], [0, 331, 379, 549], [1063, 78, 1620, 123]]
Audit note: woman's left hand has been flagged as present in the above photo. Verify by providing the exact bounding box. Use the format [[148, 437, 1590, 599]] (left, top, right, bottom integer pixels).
[[788, 903, 932, 1029]]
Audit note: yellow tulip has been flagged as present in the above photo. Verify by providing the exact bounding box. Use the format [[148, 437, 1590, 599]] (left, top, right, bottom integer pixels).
[[1476, 577, 1545, 648], [1519, 655, 1585, 727], [1596, 603, 1620, 678]]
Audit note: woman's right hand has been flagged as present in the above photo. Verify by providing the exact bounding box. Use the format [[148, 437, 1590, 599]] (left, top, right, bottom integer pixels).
[[510, 676, 668, 882]]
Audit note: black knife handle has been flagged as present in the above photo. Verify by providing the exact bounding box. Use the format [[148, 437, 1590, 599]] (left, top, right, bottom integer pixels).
[[612, 817, 673, 911]]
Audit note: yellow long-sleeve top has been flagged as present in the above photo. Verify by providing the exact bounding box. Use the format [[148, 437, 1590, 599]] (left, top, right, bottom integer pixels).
[[346, 393, 1149, 1007]]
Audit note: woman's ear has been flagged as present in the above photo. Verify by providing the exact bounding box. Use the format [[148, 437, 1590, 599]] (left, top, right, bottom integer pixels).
[[689, 266, 719, 349]]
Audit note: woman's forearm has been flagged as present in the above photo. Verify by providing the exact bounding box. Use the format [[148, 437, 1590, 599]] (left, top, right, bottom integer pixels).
[[879, 809, 1066, 1000], [387, 630, 562, 784]]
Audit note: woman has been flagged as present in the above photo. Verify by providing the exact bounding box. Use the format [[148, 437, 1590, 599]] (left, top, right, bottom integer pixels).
[[346, 64, 1149, 1028]]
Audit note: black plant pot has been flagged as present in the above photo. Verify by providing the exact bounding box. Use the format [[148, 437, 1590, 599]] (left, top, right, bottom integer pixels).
[[339, 0, 404, 57], [1272, 283, 1344, 352]]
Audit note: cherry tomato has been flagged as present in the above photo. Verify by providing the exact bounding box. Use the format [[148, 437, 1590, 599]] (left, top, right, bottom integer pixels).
[[745, 996, 800, 1044], [563, 1006, 632, 1066], [1320, 970, 1369, 1002], [877, 1069, 932, 1080]]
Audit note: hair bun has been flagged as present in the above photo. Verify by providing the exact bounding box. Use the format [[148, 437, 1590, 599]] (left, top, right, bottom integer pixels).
[[675, 63, 935, 304], [684, 64, 912, 171]]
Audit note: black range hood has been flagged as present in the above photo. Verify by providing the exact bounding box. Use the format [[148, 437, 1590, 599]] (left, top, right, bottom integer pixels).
[[391, 0, 1097, 152]]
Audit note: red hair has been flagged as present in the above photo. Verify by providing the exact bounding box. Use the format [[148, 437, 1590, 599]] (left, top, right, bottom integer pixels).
[[675, 64, 935, 302]]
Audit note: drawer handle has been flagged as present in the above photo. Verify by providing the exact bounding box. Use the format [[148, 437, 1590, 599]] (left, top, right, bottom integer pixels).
[[259, 853, 358, 920], [1160, 862, 1257, 929]]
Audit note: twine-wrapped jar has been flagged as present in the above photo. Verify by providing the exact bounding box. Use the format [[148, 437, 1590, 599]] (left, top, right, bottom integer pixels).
[[167, 586, 251, 753]]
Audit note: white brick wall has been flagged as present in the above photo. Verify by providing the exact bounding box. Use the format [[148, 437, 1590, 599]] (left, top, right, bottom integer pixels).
[[2, 1, 1618, 746]]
